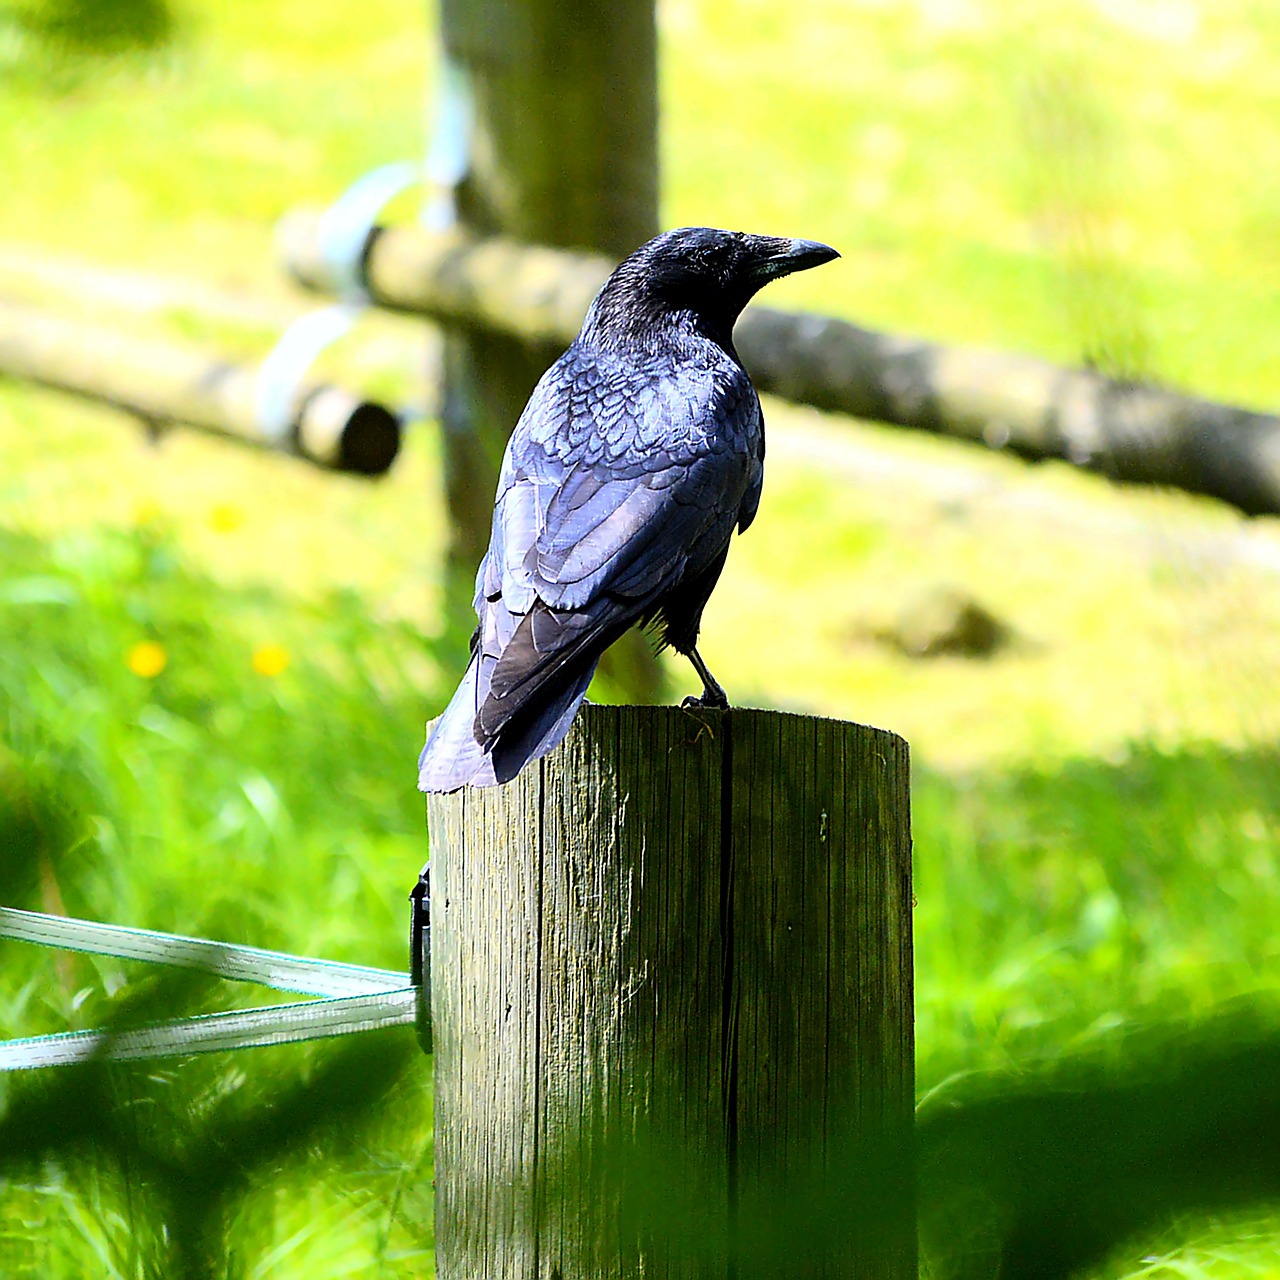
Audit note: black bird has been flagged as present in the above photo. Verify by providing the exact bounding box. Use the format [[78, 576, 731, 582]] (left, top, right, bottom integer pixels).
[[418, 226, 839, 792]]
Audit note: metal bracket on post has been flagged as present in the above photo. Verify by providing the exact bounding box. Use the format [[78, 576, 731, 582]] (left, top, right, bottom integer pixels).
[[409, 864, 432, 1055]]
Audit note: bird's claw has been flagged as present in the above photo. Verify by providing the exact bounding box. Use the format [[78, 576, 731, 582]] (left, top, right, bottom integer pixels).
[[681, 691, 729, 710]]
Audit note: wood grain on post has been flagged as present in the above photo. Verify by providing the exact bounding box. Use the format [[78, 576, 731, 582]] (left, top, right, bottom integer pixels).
[[428, 704, 914, 1279]]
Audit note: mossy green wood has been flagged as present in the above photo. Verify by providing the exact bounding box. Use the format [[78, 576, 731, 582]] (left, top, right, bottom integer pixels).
[[427, 703, 914, 1279]]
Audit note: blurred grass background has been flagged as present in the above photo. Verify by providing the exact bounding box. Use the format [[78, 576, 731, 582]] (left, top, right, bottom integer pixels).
[[0, 0, 1278, 1275]]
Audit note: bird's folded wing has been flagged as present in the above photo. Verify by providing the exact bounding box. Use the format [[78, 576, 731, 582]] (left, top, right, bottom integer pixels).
[[478, 453, 739, 715], [470, 350, 751, 730]]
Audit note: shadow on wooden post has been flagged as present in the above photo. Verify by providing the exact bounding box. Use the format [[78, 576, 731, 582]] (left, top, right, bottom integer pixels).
[[427, 704, 914, 1278]]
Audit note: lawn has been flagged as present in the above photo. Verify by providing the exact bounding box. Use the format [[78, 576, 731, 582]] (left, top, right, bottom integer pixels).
[[1, 0, 1279, 1275]]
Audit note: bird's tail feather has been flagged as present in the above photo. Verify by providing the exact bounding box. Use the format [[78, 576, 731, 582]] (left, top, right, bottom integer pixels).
[[488, 660, 595, 784], [417, 650, 598, 794], [417, 656, 496, 793]]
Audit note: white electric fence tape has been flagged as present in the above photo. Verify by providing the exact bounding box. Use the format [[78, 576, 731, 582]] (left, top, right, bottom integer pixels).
[[315, 160, 423, 301], [0, 908, 417, 1071], [0, 47, 468, 1071], [256, 161, 424, 440], [253, 303, 361, 444], [256, 54, 472, 442], [0, 907, 406, 998], [422, 58, 473, 231], [0, 989, 418, 1071]]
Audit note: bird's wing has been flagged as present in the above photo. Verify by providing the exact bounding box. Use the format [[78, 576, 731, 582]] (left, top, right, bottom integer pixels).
[[473, 345, 757, 738]]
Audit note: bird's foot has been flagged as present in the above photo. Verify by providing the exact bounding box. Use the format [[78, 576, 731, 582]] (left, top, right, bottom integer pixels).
[[683, 645, 729, 711], [681, 688, 729, 711]]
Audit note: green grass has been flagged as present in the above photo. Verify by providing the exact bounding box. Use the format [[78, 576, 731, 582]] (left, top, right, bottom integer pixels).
[[1, 0, 1280, 1275], [914, 742, 1280, 1089], [0, 519, 434, 964], [0, 519, 440, 1276], [663, 0, 1280, 402]]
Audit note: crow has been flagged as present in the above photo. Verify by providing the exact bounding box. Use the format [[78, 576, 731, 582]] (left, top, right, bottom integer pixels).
[[418, 226, 838, 792]]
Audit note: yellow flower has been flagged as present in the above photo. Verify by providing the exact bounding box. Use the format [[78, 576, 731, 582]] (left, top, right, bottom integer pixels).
[[127, 641, 167, 678], [208, 503, 245, 534], [133, 500, 164, 527], [252, 643, 290, 677]]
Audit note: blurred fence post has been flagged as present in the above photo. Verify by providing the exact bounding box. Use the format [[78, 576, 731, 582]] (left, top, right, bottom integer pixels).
[[432, 0, 665, 700], [427, 704, 915, 1278]]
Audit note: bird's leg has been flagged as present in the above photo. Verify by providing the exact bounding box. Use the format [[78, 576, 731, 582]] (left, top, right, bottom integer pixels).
[[681, 646, 730, 709]]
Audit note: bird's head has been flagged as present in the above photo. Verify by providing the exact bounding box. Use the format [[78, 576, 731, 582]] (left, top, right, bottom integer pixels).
[[582, 226, 839, 351]]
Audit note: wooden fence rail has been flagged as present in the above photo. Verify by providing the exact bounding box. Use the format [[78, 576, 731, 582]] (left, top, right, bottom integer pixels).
[[426, 704, 915, 1279], [280, 213, 1280, 516], [0, 299, 400, 476]]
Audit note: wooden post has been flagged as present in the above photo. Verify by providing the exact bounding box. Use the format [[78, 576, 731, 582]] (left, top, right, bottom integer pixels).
[[427, 704, 915, 1278], [434, 0, 664, 699]]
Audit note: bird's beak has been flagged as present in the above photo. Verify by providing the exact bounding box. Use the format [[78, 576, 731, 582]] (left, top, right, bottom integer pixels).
[[757, 237, 840, 281]]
